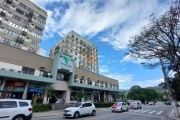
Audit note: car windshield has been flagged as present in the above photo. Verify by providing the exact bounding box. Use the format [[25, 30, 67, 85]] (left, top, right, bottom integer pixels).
[[114, 102, 121, 105], [131, 102, 137, 104], [73, 103, 82, 107]]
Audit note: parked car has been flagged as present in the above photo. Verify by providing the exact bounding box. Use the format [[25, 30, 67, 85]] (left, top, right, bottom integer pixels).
[[111, 102, 129, 112], [149, 102, 155, 105], [0, 99, 33, 120], [63, 102, 96, 118], [165, 101, 171, 105], [130, 102, 142, 109]]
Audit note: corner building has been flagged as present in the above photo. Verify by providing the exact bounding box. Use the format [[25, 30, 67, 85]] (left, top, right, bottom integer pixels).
[[49, 31, 99, 74], [0, 0, 47, 55], [0, 43, 121, 104]]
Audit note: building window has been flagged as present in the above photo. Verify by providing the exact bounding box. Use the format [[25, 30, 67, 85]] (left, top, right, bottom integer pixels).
[[3, 1, 10, 7], [38, 14, 46, 21], [72, 35, 74, 38], [75, 52, 77, 55], [22, 19, 29, 25], [74, 57, 77, 61], [39, 70, 44, 76], [70, 50, 73, 53], [27, 7, 34, 13], [27, 46, 37, 53], [15, 8, 24, 15], [76, 37, 78, 40], [0, 37, 12, 45], [35, 26, 43, 32], [12, 14, 22, 21], [32, 32, 41, 39], [19, 2, 27, 9], [22, 67, 35, 75], [30, 39, 39, 45], [37, 20, 45, 26], [11, 41, 22, 48], [24, 13, 31, 18]]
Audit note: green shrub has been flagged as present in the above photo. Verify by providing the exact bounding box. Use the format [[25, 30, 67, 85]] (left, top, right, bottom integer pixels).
[[93, 102, 114, 108], [33, 104, 52, 112], [126, 101, 130, 105]]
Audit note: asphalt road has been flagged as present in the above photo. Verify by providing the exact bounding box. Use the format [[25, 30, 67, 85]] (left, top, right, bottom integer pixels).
[[33, 104, 173, 120]]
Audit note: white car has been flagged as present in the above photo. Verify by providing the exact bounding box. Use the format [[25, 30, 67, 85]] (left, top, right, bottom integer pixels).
[[111, 102, 129, 112], [63, 102, 96, 118], [0, 99, 33, 120]]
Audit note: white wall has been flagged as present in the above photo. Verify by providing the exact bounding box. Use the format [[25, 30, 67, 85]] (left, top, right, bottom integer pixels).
[[38, 47, 46, 57], [0, 61, 22, 71]]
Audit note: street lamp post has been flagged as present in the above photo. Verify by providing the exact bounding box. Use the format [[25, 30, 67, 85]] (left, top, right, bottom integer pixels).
[[158, 55, 180, 117]]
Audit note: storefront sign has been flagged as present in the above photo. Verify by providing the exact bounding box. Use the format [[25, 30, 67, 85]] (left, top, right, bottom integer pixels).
[[3, 80, 26, 92], [59, 54, 73, 72], [27, 87, 44, 93]]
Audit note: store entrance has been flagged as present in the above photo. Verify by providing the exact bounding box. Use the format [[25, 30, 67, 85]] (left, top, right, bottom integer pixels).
[[0, 92, 23, 99]]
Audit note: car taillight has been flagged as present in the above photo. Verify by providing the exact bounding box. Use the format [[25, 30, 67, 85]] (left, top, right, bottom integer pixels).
[[28, 108, 33, 111]]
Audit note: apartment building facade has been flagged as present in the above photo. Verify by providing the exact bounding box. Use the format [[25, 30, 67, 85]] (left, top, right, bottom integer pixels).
[[0, 43, 121, 104], [0, 0, 47, 55], [49, 31, 99, 74]]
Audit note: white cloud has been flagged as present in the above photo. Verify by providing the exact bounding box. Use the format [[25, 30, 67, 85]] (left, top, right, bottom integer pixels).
[[30, 0, 171, 48], [120, 54, 159, 64], [103, 73, 163, 90], [107, 60, 119, 64], [99, 65, 109, 73], [98, 55, 104, 58]]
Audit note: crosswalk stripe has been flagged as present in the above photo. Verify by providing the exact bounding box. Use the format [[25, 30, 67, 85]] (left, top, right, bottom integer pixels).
[[148, 110, 156, 114], [140, 110, 151, 113], [133, 110, 144, 112], [156, 111, 163, 115]]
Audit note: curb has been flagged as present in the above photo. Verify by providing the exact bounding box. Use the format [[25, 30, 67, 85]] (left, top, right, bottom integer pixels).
[[33, 114, 63, 118]]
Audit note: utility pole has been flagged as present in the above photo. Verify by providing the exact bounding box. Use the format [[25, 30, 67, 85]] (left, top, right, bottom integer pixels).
[[159, 56, 180, 117]]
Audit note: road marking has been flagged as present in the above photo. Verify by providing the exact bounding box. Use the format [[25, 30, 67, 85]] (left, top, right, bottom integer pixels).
[[156, 111, 163, 115], [140, 110, 150, 113], [148, 110, 156, 114], [124, 112, 163, 118], [83, 113, 120, 120], [133, 110, 144, 112]]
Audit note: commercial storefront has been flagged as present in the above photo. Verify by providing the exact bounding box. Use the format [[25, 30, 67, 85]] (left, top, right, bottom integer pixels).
[[0, 80, 26, 99]]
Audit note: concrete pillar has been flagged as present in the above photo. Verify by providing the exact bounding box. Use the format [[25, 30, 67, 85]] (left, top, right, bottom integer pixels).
[[104, 91, 106, 102], [65, 87, 71, 104], [98, 93, 100, 102], [0, 78, 6, 97], [91, 92, 94, 102], [43, 85, 48, 104], [22, 81, 29, 99]]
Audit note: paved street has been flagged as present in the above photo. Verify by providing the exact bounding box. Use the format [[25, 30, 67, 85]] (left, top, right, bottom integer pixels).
[[32, 104, 173, 120]]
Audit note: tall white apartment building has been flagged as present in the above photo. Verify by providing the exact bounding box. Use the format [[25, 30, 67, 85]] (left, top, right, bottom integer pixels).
[[0, 0, 47, 55], [49, 30, 99, 74]]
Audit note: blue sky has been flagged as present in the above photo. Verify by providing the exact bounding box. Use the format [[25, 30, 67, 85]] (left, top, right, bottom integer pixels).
[[31, 0, 172, 90]]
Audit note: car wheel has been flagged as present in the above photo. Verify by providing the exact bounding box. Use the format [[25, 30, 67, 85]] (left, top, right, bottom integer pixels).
[[74, 112, 79, 119], [140, 106, 142, 109], [126, 107, 129, 112], [92, 110, 96, 116], [13, 115, 24, 120], [120, 108, 123, 113]]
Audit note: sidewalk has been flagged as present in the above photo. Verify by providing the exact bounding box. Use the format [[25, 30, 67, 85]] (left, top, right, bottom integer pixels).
[[168, 107, 180, 120], [33, 107, 110, 118]]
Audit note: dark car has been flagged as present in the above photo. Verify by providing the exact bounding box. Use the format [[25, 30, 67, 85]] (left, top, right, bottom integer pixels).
[[165, 101, 171, 105]]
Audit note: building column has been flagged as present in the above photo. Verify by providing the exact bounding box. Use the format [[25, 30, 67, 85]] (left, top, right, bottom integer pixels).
[[104, 91, 106, 102], [91, 91, 94, 102], [98, 93, 100, 102], [22, 81, 29, 99], [43, 85, 48, 104], [0, 78, 6, 97], [65, 87, 71, 104]]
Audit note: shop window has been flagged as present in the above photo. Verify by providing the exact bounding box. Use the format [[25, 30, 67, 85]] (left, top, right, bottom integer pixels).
[[0, 101, 17, 108], [22, 67, 35, 75], [70, 92, 77, 101]]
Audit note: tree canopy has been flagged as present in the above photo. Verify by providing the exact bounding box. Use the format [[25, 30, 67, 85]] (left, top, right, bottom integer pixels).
[[126, 4, 180, 73], [127, 87, 159, 101]]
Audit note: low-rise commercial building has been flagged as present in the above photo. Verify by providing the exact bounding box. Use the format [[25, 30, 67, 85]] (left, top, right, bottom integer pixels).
[[0, 43, 121, 104]]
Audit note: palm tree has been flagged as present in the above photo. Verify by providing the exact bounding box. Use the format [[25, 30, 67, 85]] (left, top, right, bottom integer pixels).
[[45, 86, 58, 104]]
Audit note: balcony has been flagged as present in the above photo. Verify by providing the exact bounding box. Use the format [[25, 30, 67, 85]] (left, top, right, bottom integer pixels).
[[71, 79, 120, 92], [28, 17, 32, 22], [22, 31, 27, 36], [16, 37, 24, 43], [0, 11, 6, 16], [0, 68, 55, 83], [29, 11, 34, 17], [7, 0, 13, 4]]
